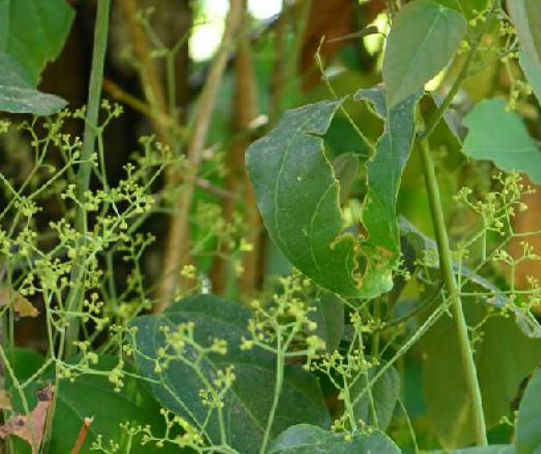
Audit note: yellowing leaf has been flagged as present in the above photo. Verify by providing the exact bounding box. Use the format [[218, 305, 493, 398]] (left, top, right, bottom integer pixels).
[[0, 289, 39, 318], [0, 390, 12, 411]]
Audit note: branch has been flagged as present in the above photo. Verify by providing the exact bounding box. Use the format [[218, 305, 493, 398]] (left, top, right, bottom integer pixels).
[[157, 0, 244, 309]]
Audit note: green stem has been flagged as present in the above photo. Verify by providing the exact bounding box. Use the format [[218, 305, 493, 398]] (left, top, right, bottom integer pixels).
[[64, 0, 111, 356], [418, 136, 488, 446], [259, 340, 285, 454]]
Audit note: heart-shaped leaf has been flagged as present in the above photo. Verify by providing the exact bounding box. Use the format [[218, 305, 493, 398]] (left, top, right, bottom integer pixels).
[[462, 98, 541, 183], [383, 0, 467, 107], [130, 295, 329, 454]]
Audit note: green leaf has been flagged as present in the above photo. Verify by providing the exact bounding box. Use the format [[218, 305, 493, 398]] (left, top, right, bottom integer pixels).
[[420, 302, 541, 448], [354, 87, 421, 295], [0, 0, 75, 84], [519, 49, 541, 107], [8, 357, 177, 454], [5, 348, 45, 383], [516, 368, 541, 454], [431, 447, 515, 454], [351, 363, 400, 431], [247, 92, 419, 298], [382, 0, 467, 107], [247, 99, 361, 297], [432, 0, 488, 17], [508, 0, 541, 72], [462, 98, 541, 183], [130, 294, 330, 454], [268, 424, 401, 454], [0, 51, 67, 115], [52, 363, 179, 454], [310, 293, 345, 353]]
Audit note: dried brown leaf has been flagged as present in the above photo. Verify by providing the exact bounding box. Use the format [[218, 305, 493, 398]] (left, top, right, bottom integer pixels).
[[0, 289, 39, 318], [0, 384, 53, 454]]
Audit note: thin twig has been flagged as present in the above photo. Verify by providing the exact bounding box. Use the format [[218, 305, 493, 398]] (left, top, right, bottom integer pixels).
[[69, 417, 94, 454]]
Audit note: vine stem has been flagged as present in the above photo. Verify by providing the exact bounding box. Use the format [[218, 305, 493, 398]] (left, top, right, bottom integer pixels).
[[418, 136, 488, 446], [64, 0, 112, 356]]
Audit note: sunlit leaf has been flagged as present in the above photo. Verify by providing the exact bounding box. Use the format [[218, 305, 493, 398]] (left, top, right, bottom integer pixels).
[[462, 98, 541, 183], [383, 0, 466, 107]]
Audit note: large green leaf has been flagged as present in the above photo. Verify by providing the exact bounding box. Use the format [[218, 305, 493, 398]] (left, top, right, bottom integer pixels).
[[420, 301, 541, 448], [0, 50, 67, 115], [516, 368, 541, 454], [382, 0, 467, 107], [247, 93, 419, 298], [508, 0, 541, 72], [462, 98, 541, 183], [268, 424, 401, 454], [130, 295, 329, 454], [351, 363, 400, 431], [7, 357, 178, 454], [354, 87, 421, 295], [0, 0, 75, 84]]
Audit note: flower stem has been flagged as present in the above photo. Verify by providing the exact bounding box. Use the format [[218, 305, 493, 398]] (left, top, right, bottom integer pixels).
[[418, 136, 488, 446], [260, 341, 284, 454], [65, 0, 111, 356]]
